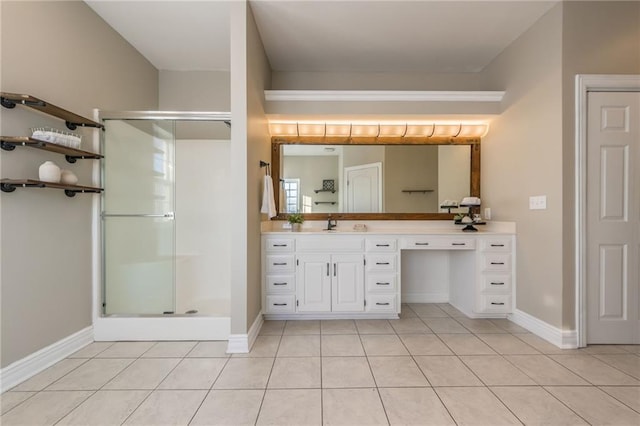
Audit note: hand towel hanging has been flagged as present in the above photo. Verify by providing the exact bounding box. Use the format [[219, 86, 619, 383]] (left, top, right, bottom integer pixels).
[[261, 174, 277, 218]]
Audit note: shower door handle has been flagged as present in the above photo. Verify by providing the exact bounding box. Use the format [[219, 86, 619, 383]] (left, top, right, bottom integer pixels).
[[102, 212, 175, 220]]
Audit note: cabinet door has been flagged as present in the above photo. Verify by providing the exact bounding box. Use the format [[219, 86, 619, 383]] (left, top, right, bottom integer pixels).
[[296, 254, 332, 312], [332, 254, 365, 312]]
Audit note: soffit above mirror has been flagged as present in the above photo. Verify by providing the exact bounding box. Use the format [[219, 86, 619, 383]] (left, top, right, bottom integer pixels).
[[264, 90, 506, 117]]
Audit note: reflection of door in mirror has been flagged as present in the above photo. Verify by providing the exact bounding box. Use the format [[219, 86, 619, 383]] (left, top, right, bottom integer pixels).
[[281, 144, 470, 214], [345, 162, 382, 212]]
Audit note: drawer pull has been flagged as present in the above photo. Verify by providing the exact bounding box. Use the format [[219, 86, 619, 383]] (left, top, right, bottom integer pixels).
[[491, 244, 505, 247], [376, 244, 390, 247], [376, 262, 390, 265], [491, 262, 505, 265], [376, 302, 390, 306], [273, 303, 288, 306], [491, 302, 505, 306], [327, 263, 330, 276], [273, 244, 288, 247], [415, 242, 429, 246], [452, 243, 466, 246], [273, 282, 287, 286], [376, 282, 390, 286], [490, 282, 505, 286]]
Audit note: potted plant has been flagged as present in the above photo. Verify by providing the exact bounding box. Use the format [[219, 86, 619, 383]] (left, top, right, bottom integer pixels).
[[288, 213, 304, 231]]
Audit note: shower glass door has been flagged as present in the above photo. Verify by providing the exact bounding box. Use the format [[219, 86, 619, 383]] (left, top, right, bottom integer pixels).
[[102, 119, 176, 315]]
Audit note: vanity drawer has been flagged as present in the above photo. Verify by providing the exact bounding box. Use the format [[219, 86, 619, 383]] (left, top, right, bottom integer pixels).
[[266, 275, 296, 293], [366, 255, 397, 272], [366, 238, 398, 252], [477, 294, 511, 314], [366, 273, 398, 293], [297, 236, 364, 252], [479, 274, 512, 293], [400, 237, 476, 250], [266, 255, 295, 273], [265, 295, 296, 314], [481, 238, 512, 252], [265, 238, 295, 252], [366, 294, 398, 313], [482, 253, 512, 272]]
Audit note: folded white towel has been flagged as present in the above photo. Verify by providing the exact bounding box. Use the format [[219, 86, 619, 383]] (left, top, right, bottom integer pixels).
[[261, 175, 277, 218]]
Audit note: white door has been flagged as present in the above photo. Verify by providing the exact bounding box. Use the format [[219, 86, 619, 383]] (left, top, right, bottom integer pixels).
[[345, 162, 382, 212], [586, 91, 640, 344], [331, 254, 365, 312], [296, 254, 332, 312]]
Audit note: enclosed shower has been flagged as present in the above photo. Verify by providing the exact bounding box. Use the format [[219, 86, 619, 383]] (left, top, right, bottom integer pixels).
[[94, 112, 231, 340]]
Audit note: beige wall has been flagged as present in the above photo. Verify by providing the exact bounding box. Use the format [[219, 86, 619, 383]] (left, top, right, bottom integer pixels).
[[481, 4, 564, 328], [560, 1, 640, 328], [159, 71, 230, 111], [0, 1, 158, 367], [245, 2, 272, 331], [283, 156, 339, 213], [272, 71, 490, 91], [384, 146, 438, 213]]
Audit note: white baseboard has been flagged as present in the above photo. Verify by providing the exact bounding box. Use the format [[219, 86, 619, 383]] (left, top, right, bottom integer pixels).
[[227, 311, 263, 354], [93, 316, 230, 341], [0, 326, 93, 393], [402, 293, 449, 303], [508, 309, 578, 349]]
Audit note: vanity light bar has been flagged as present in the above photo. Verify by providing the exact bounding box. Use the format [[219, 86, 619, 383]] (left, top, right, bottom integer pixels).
[[268, 122, 488, 138]]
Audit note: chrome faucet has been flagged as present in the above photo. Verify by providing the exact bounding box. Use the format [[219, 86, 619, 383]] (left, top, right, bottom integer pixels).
[[327, 215, 338, 231]]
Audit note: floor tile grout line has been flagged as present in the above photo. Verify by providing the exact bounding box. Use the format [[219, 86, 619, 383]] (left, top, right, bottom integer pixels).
[[595, 385, 640, 415], [50, 389, 98, 426], [253, 329, 283, 425], [186, 355, 233, 426], [13, 357, 92, 393], [540, 384, 603, 424], [588, 353, 640, 381]]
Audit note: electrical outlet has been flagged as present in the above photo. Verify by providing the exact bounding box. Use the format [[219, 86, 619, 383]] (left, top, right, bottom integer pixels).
[[484, 207, 491, 220], [529, 195, 547, 210]]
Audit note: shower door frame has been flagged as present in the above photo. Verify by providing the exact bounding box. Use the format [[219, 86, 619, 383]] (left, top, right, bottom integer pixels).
[[92, 111, 232, 341]]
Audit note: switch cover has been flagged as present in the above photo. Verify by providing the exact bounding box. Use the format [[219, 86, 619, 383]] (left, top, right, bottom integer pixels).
[[529, 195, 547, 210]]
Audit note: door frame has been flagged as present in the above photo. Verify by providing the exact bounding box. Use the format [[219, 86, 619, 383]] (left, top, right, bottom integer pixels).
[[575, 74, 640, 347], [344, 162, 383, 212]]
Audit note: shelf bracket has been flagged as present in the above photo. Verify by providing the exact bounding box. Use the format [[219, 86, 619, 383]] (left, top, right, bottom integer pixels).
[[1, 182, 16, 193], [0, 141, 16, 151], [0, 97, 15, 109]]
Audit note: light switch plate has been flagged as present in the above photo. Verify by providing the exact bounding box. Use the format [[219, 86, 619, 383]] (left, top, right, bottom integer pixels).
[[484, 207, 491, 220], [529, 195, 547, 210]]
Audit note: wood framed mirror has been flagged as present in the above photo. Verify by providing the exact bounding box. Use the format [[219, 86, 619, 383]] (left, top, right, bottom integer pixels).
[[271, 135, 480, 220]]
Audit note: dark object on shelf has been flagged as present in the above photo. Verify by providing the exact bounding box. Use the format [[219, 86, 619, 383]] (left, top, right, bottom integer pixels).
[[402, 189, 434, 194], [1, 179, 103, 197], [314, 189, 336, 193], [0, 92, 104, 130], [1, 136, 103, 163], [454, 219, 486, 232], [314, 201, 336, 205], [322, 179, 335, 191]]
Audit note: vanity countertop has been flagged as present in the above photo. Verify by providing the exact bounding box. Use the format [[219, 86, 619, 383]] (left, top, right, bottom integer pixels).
[[261, 220, 516, 235]]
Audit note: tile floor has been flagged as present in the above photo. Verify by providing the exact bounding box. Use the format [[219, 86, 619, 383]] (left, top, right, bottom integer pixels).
[[1, 303, 639, 425]]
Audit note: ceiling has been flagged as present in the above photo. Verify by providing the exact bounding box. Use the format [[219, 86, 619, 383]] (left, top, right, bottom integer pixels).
[[86, 0, 557, 74]]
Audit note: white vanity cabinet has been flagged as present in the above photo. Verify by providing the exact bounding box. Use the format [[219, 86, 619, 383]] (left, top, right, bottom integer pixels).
[[262, 226, 516, 320], [475, 236, 515, 314], [296, 253, 365, 312], [365, 237, 400, 313]]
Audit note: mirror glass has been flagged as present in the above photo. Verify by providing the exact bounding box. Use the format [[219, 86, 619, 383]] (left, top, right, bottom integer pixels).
[[280, 144, 471, 214]]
